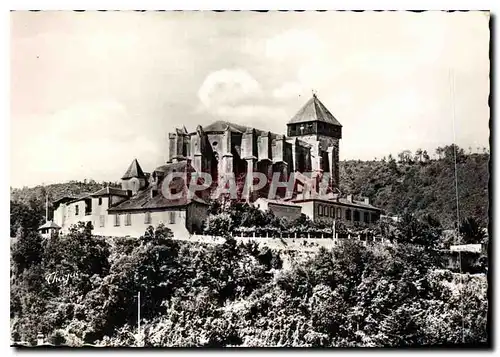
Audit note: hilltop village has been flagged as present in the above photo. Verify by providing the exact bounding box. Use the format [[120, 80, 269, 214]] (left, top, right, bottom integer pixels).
[[39, 95, 380, 238]]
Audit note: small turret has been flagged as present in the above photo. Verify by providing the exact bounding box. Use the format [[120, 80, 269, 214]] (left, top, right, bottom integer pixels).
[[121, 159, 147, 195]]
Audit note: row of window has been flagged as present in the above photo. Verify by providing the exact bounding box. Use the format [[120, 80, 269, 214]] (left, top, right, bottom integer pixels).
[[98, 212, 177, 227], [73, 198, 104, 217], [317, 204, 373, 223], [317, 205, 342, 219]]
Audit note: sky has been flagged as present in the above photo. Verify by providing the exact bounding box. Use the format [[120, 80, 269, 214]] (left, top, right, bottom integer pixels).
[[10, 11, 490, 188]]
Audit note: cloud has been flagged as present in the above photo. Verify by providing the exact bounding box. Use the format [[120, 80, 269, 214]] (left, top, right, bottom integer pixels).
[[195, 69, 293, 131], [10, 12, 489, 186], [11, 99, 160, 186], [197, 68, 286, 122], [198, 69, 262, 109]]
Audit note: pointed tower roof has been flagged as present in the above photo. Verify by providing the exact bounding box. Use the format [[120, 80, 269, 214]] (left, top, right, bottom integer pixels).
[[121, 159, 146, 180], [288, 94, 342, 126]]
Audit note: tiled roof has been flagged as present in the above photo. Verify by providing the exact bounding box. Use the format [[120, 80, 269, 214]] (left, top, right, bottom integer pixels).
[[121, 159, 146, 180], [107, 187, 207, 212], [337, 198, 379, 210], [90, 187, 129, 197], [255, 198, 302, 208], [38, 220, 61, 230], [288, 95, 342, 126], [65, 193, 93, 205], [53, 196, 82, 204], [203, 120, 250, 133], [201, 120, 280, 139], [153, 161, 196, 176]]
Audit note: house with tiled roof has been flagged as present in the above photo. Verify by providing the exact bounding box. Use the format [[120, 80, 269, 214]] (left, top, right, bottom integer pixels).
[[52, 158, 209, 238]]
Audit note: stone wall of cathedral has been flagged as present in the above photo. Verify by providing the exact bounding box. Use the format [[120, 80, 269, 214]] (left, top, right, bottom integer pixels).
[[166, 123, 339, 189]]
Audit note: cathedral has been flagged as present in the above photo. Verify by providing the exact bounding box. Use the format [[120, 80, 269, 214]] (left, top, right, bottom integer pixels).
[[168, 93, 342, 191], [48, 95, 380, 238]]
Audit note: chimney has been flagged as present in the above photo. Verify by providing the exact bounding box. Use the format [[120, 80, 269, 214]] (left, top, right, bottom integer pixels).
[[37, 333, 44, 346], [347, 194, 353, 203], [364, 197, 370, 205]]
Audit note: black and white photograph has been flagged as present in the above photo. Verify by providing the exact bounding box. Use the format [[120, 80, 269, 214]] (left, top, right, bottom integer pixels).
[[9, 10, 490, 348]]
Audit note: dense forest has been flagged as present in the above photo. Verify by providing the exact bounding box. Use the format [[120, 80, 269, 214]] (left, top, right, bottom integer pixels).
[[10, 222, 488, 347], [9, 144, 490, 347], [340, 145, 489, 229]]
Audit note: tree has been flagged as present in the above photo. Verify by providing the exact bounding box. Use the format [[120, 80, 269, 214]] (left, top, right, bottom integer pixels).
[[11, 228, 43, 274], [10, 200, 44, 237], [436, 147, 444, 160], [203, 213, 233, 238], [394, 212, 442, 248], [459, 217, 486, 244], [397, 150, 413, 164], [442, 144, 465, 163], [415, 148, 423, 163], [422, 150, 430, 162]]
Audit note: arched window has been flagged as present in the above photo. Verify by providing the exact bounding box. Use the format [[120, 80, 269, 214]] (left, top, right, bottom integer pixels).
[[345, 209, 352, 221], [125, 213, 132, 226], [337, 207, 342, 219]]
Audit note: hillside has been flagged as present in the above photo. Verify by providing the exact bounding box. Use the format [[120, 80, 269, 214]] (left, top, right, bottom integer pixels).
[[10, 224, 488, 346], [10, 180, 120, 220], [10, 145, 490, 230], [339, 148, 490, 229]]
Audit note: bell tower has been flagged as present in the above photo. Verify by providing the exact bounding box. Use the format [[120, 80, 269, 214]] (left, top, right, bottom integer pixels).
[[286, 94, 342, 188], [121, 159, 147, 194]]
